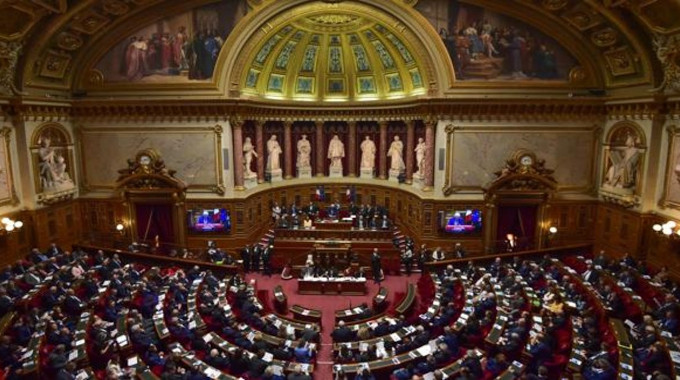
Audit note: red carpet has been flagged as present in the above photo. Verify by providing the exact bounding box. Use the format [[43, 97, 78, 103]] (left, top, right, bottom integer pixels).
[[247, 273, 419, 378]]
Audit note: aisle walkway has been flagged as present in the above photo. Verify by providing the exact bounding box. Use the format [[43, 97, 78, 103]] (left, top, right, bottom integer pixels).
[[247, 273, 419, 378]]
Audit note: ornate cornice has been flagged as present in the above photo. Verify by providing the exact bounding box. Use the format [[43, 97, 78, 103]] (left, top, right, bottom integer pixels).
[[65, 98, 608, 123]]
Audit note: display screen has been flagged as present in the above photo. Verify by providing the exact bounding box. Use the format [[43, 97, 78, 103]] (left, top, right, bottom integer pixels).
[[441, 209, 482, 234], [187, 208, 231, 233]]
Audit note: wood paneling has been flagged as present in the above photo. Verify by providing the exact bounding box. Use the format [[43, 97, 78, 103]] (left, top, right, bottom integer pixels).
[[593, 203, 644, 260]]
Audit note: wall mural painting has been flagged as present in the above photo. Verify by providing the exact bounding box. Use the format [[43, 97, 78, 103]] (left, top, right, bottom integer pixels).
[[94, 1, 248, 83], [416, 0, 577, 81]]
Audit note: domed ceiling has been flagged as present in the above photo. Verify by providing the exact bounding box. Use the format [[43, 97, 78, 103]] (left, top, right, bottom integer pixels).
[[239, 12, 428, 102]]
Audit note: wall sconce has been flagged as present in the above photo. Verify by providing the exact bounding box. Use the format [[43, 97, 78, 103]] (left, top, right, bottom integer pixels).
[[652, 221, 680, 238], [1, 217, 23, 233], [548, 226, 558, 235], [115, 221, 126, 234]]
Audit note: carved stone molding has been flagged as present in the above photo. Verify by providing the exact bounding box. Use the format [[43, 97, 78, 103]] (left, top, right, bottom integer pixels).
[[116, 148, 187, 192], [483, 150, 558, 198], [0, 41, 23, 96], [652, 34, 680, 94]]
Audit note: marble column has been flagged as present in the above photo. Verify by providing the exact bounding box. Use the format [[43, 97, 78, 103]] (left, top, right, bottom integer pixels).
[[284, 121, 293, 179], [315, 121, 325, 177], [231, 119, 245, 190], [348, 121, 357, 177], [405, 120, 415, 184], [255, 121, 264, 183], [378, 121, 388, 179], [424, 119, 436, 190]]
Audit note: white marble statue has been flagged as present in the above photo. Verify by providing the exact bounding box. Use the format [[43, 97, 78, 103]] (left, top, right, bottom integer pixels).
[[360, 135, 376, 169], [387, 135, 405, 171], [414, 137, 426, 176], [328, 134, 345, 170], [243, 137, 258, 178], [297, 134, 312, 168], [38, 136, 72, 191], [604, 133, 641, 189], [266, 135, 282, 171]]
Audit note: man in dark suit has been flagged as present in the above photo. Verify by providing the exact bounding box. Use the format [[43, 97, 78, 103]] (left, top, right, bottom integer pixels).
[[331, 321, 355, 342], [63, 289, 84, 315], [582, 264, 599, 283], [252, 245, 261, 272], [371, 249, 382, 284], [241, 245, 251, 273], [262, 245, 273, 277]]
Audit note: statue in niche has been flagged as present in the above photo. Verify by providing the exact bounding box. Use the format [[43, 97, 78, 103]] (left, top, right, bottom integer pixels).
[[360, 135, 376, 169], [266, 135, 282, 171], [414, 137, 426, 176], [328, 134, 345, 170], [387, 135, 405, 171], [243, 137, 258, 178], [297, 134, 312, 168], [604, 133, 642, 189], [38, 136, 72, 191]]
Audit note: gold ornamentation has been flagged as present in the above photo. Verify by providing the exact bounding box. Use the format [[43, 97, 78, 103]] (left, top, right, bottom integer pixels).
[[101, 0, 130, 16], [56, 31, 83, 51], [71, 10, 109, 35], [541, 0, 569, 11], [307, 14, 359, 25], [116, 148, 186, 191], [591, 28, 618, 47], [569, 66, 587, 84], [0, 41, 22, 95], [604, 47, 637, 77], [491, 150, 557, 188], [39, 50, 71, 79], [651, 34, 680, 93], [87, 69, 104, 86]]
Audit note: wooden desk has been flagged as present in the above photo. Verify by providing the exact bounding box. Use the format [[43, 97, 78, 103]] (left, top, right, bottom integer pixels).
[[394, 283, 416, 315], [274, 285, 288, 314], [290, 304, 322, 326], [373, 287, 388, 311], [298, 278, 367, 295]]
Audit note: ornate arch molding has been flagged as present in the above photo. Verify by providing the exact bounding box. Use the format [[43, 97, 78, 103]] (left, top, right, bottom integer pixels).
[[221, 0, 450, 100]]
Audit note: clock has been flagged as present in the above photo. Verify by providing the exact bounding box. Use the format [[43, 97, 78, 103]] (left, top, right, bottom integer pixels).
[[139, 155, 151, 165], [520, 155, 533, 166]]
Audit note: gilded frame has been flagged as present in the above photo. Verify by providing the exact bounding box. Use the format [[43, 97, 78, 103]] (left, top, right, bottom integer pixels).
[[659, 125, 680, 210], [442, 124, 600, 196], [78, 124, 225, 195], [0, 127, 19, 207]]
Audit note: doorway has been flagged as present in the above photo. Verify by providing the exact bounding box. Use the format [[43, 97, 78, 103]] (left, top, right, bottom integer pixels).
[[496, 204, 538, 252], [134, 203, 175, 251]]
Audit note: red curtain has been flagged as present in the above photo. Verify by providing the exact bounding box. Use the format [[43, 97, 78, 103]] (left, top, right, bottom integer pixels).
[[135, 203, 175, 251], [496, 205, 538, 251]]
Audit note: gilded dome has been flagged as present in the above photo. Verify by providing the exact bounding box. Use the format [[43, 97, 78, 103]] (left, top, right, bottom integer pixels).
[[239, 6, 429, 102]]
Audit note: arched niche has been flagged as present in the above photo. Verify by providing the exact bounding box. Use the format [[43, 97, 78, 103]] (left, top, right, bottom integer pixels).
[[599, 121, 646, 208], [30, 123, 76, 205]]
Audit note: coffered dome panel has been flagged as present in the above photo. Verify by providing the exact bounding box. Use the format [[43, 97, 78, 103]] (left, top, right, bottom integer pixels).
[[238, 3, 430, 102]]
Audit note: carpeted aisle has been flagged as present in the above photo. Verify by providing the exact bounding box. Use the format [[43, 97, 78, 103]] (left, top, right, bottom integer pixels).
[[246, 273, 419, 379]]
